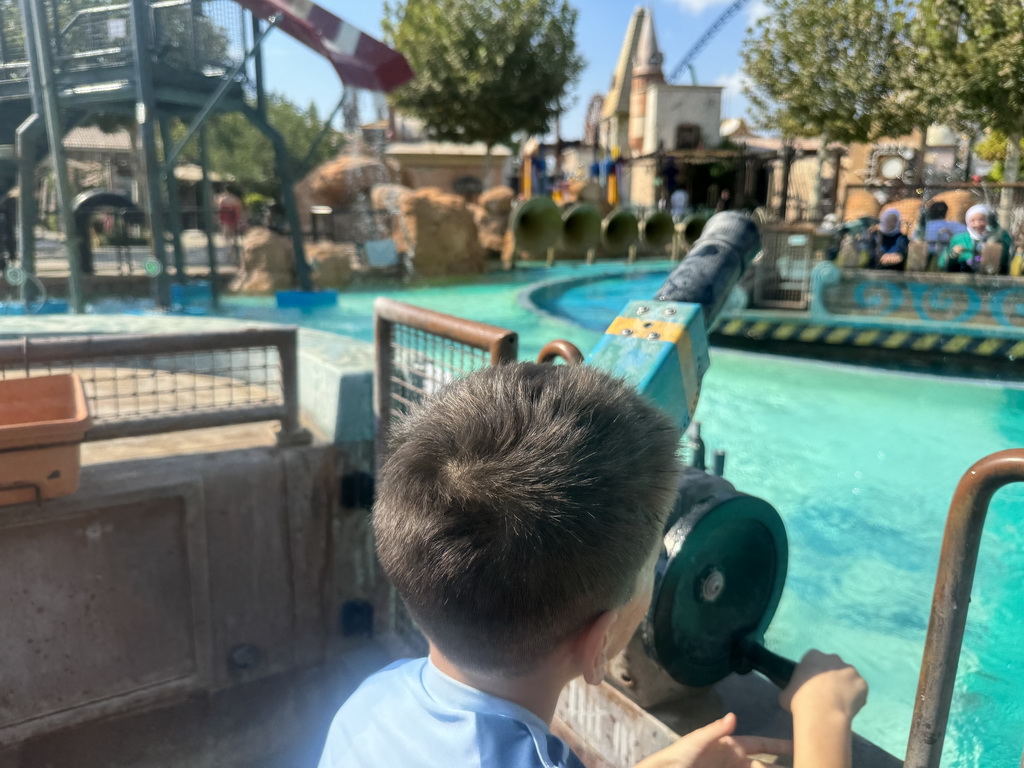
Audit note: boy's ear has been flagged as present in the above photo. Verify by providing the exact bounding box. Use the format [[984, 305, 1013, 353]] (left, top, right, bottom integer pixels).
[[577, 610, 619, 686]]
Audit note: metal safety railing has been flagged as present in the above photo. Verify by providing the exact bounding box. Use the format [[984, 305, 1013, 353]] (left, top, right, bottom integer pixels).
[[373, 297, 518, 459], [749, 223, 825, 309], [0, 328, 305, 443], [0, 0, 247, 82], [372, 298, 518, 657], [905, 449, 1024, 768]]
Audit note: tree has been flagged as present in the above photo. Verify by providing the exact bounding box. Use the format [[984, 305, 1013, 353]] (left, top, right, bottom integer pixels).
[[914, 0, 1024, 224], [973, 132, 1024, 182], [743, 0, 924, 145], [382, 0, 584, 185], [169, 95, 345, 197]]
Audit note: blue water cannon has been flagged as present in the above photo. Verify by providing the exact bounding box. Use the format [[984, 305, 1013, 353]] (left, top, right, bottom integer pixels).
[[586, 211, 760, 432], [586, 212, 798, 696]]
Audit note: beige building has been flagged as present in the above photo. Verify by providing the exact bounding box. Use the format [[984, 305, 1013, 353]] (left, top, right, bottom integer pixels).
[[599, 7, 724, 207], [384, 142, 512, 199]]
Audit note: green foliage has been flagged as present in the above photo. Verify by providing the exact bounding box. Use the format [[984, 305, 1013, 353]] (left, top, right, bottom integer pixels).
[[0, 0, 23, 59], [170, 95, 344, 196], [243, 192, 271, 210], [742, 0, 927, 142], [915, 0, 1024, 139], [382, 0, 584, 148], [974, 131, 1024, 181], [916, 0, 1024, 186]]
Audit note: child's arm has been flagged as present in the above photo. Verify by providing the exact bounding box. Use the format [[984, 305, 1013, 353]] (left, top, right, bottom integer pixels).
[[631, 713, 791, 767], [779, 650, 868, 768]]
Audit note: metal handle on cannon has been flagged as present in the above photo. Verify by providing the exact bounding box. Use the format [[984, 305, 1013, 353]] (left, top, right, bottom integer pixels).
[[736, 636, 797, 689]]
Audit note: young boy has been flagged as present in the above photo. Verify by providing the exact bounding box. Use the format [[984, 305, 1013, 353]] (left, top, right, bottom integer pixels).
[[319, 363, 867, 768]]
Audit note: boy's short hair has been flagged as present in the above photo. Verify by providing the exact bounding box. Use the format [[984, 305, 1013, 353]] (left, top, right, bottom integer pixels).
[[373, 363, 682, 675]]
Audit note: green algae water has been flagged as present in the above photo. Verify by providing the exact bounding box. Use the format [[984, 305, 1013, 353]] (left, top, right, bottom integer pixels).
[[190, 262, 1022, 764]]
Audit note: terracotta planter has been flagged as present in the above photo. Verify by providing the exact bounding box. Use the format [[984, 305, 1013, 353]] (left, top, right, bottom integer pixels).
[[0, 374, 92, 506]]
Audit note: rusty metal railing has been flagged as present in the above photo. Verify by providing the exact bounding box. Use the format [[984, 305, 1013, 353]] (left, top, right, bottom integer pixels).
[[0, 328, 307, 444], [905, 449, 1024, 768], [536, 339, 584, 365], [372, 298, 518, 657], [373, 297, 518, 459]]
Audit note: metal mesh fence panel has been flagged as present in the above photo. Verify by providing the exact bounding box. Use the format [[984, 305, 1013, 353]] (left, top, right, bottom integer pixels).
[[0, 329, 300, 440]]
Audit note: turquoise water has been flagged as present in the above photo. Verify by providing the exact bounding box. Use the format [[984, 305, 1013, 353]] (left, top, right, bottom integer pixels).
[[133, 262, 1023, 764]]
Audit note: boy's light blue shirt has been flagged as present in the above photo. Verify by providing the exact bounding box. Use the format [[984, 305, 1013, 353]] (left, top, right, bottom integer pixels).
[[318, 657, 586, 768]]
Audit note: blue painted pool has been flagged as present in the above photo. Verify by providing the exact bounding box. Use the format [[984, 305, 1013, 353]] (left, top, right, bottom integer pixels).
[[88, 262, 1023, 765]]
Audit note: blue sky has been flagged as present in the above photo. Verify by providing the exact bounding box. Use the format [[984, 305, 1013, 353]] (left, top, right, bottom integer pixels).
[[260, 0, 768, 141]]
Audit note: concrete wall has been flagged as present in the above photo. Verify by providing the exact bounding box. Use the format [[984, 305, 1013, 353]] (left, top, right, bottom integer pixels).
[[0, 317, 386, 756], [0, 442, 359, 745], [600, 115, 631, 158], [644, 85, 723, 156], [629, 157, 659, 208], [386, 151, 512, 194]]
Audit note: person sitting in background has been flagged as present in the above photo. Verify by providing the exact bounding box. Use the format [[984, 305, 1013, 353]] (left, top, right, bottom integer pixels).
[[914, 201, 966, 264], [670, 187, 689, 220], [862, 208, 908, 270], [939, 204, 1013, 275]]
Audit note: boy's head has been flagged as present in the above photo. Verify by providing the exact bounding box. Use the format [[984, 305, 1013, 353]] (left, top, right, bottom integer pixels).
[[373, 363, 682, 676]]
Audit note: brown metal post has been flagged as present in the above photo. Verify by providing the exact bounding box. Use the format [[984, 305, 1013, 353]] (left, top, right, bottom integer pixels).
[[275, 329, 310, 446], [905, 449, 1024, 768], [374, 302, 395, 466]]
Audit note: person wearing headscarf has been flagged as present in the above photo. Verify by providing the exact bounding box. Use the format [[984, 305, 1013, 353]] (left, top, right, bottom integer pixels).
[[861, 208, 909, 270], [939, 204, 1013, 274]]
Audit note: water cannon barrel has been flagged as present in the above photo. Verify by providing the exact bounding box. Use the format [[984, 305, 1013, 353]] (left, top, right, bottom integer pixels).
[[655, 212, 761, 326], [641, 210, 675, 249], [510, 197, 562, 253], [560, 203, 602, 252], [679, 213, 707, 247], [601, 208, 639, 255]]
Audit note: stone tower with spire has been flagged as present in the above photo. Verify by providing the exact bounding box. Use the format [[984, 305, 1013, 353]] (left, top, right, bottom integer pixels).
[[599, 7, 645, 158], [629, 7, 665, 155], [600, 6, 725, 206]]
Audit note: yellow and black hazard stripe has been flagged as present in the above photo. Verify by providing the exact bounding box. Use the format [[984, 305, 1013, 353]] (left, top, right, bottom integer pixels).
[[714, 318, 1024, 361]]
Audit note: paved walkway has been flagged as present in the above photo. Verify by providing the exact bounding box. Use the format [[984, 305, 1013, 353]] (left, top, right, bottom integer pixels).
[[26, 230, 241, 278]]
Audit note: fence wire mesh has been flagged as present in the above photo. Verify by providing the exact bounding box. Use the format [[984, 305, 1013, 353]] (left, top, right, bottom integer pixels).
[[0, 0, 28, 80], [0, 330, 298, 439], [386, 324, 492, 422], [750, 224, 825, 309], [0, 0, 247, 81], [0, 348, 279, 417]]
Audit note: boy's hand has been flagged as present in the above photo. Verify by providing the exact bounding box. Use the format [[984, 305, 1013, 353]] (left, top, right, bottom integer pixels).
[[779, 649, 867, 721], [633, 713, 792, 768]]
